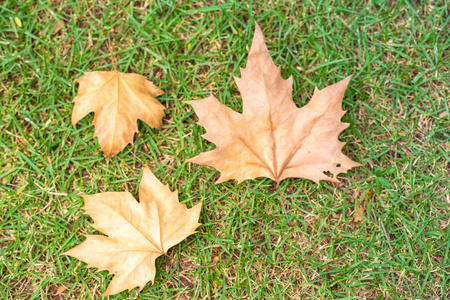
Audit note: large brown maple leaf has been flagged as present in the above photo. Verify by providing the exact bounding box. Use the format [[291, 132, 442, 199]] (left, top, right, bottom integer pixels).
[[188, 24, 360, 222], [63, 167, 202, 295], [72, 71, 165, 157]]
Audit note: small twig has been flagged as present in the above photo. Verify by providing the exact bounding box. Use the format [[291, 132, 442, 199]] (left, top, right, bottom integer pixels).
[[162, 253, 218, 269], [276, 181, 296, 227], [380, 219, 394, 252]]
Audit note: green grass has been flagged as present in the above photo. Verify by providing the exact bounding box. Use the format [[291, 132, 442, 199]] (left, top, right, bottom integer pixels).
[[1, 0, 449, 299]]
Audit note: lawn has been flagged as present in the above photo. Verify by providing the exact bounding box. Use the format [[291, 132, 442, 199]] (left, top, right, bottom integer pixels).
[[1, 0, 449, 299]]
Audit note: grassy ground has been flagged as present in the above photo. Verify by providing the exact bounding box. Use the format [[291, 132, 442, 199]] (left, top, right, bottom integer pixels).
[[1, 0, 449, 299]]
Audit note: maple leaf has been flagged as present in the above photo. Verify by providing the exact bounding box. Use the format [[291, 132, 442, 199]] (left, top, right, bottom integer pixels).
[[63, 167, 202, 295], [188, 24, 360, 223], [72, 71, 165, 157]]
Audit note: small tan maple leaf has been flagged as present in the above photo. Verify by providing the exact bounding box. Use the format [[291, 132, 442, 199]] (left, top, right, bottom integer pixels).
[[72, 71, 165, 157], [62, 167, 202, 295], [188, 23, 360, 185]]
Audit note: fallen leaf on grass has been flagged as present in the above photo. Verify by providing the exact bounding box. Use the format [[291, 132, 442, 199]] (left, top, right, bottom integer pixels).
[[351, 191, 374, 225], [188, 23, 359, 184], [54, 285, 68, 295], [51, 19, 65, 35], [63, 167, 202, 295], [72, 71, 165, 157], [403, 147, 412, 157], [353, 200, 366, 223], [187, 23, 360, 221], [109, 26, 121, 34]]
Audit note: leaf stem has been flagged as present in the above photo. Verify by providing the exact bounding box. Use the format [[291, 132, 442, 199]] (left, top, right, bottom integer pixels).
[[276, 181, 296, 227], [163, 253, 218, 269]]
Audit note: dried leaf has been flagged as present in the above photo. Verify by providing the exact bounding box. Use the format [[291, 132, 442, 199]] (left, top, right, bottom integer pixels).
[[72, 71, 165, 157], [403, 147, 412, 157], [188, 23, 360, 186], [353, 200, 366, 223], [63, 167, 202, 295], [352, 191, 373, 225], [51, 19, 65, 35], [54, 285, 68, 295], [109, 26, 121, 33]]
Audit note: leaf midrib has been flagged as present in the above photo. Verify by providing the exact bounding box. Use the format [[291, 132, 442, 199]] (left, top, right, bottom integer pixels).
[[108, 204, 162, 253]]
